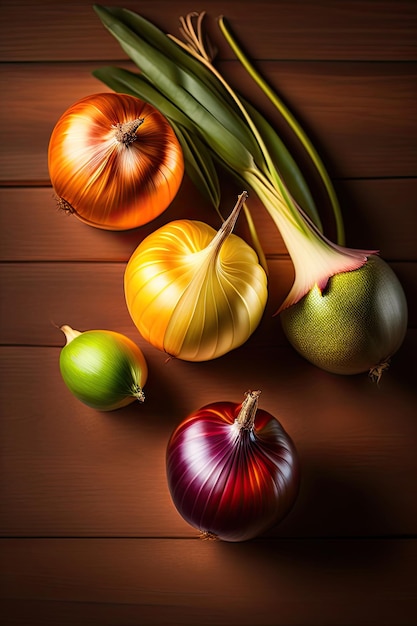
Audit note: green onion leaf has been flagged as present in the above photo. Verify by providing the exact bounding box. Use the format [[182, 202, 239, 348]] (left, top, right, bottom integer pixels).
[[241, 98, 322, 231], [173, 125, 222, 212]]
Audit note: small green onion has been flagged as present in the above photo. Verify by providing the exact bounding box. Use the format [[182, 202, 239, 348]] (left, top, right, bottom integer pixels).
[[59, 325, 148, 411]]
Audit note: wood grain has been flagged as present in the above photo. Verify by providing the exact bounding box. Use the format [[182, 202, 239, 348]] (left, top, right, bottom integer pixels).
[[1, 1, 417, 624], [1, 62, 416, 182], [1, 260, 416, 351], [1, 179, 416, 262], [1, 0, 416, 62], [1, 333, 416, 538], [1, 538, 416, 626]]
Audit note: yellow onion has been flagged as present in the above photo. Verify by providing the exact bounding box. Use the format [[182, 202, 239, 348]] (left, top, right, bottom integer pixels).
[[48, 92, 184, 230], [124, 192, 268, 361], [59, 325, 148, 411], [280, 255, 408, 379]]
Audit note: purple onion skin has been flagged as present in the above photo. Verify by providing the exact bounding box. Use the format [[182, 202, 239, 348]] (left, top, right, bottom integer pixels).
[[166, 399, 300, 542]]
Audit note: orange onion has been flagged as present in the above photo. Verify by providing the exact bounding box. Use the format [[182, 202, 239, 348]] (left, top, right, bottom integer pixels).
[[48, 92, 184, 230]]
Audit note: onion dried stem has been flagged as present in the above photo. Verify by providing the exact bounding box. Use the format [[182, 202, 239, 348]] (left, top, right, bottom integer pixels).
[[209, 190, 248, 254], [235, 390, 261, 430]]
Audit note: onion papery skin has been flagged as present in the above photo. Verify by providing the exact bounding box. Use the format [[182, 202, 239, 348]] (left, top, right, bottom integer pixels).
[[124, 199, 268, 362], [48, 92, 184, 230], [59, 326, 148, 411], [166, 393, 300, 542], [280, 255, 408, 377]]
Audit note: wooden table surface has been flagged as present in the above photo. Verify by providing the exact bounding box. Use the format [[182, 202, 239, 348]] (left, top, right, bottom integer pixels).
[[1, 1, 416, 624]]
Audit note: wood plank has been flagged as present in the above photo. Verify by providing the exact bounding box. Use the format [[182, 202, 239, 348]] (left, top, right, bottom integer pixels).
[[1, 2, 416, 621], [0, 179, 288, 261], [0, 332, 416, 538], [335, 178, 417, 259], [1, 538, 416, 625], [1, 61, 416, 183], [226, 61, 417, 180], [1, 0, 416, 62], [1, 260, 416, 349], [1, 179, 416, 262], [0, 261, 294, 348]]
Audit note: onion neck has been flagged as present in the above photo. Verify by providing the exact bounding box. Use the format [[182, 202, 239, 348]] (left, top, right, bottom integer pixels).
[[235, 390, 261, 431], [163, 191, 249, 356], [60, 324, 81, 346], [179, 190, 248, 290], [208, 191, 248, 256], [112, 118, 144, 146]]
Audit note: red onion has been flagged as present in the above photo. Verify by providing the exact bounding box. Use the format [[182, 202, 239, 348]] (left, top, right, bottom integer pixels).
[[166, 390, 300, 542]]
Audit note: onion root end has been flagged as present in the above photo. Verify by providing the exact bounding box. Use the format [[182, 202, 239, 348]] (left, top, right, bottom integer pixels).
[[199, 531, 219, 541], [369, 360, 390, 384]]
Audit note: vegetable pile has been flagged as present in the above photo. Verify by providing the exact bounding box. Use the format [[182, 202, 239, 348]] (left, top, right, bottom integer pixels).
[[92, 5, 407, 380], [47, 5, 410, 541]]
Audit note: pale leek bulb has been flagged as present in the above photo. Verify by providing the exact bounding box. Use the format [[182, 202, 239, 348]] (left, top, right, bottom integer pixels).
[[124, 192, 268, 361]]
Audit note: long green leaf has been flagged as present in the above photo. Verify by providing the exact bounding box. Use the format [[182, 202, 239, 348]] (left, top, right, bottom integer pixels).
[[92, 6, 322, 260], [93, 66, 193, 130], [174, 125, 222, 213], [100, 4, 265, 166], [94, 5, 264, 172], [241, 98, 322, 231], [97, 7, 228, 101]]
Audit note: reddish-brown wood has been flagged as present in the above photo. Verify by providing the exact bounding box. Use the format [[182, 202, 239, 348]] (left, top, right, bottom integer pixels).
[[0, 333, 416, 538], [1, 0, 416, 62], [1, 1, 416, 624], [1, 61, 416, 182], [1, 179, 416, 262], [1, 538, 417, 625], [1, 260, 416, 350]]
